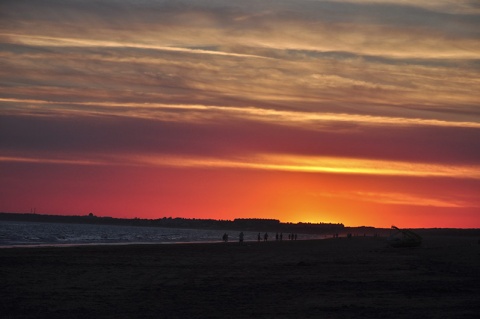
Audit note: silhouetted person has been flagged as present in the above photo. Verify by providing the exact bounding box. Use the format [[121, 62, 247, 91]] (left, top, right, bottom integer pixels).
[[264, 232, 268, 241], [276, 233, 279, 241], [294, 234, 297, 240], [239, 232, 244, 243], [222, 233, 228, 242], [280, 233, 283, 241]]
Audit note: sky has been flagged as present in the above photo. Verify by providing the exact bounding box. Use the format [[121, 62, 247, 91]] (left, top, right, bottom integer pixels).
[[1, 0, 479, 228]]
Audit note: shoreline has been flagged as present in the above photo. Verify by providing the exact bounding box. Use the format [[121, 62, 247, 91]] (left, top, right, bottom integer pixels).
[[0, 240, 227, 249], [0, 236, 339, 249], [0, 236, 328, 249]]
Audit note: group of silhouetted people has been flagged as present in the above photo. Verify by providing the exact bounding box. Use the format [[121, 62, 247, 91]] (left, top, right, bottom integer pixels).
[[257, 232, 269, 241], [222, 232, 299, 243]]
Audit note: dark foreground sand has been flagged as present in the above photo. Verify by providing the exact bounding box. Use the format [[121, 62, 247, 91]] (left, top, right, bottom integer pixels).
[[1, 235, 479, 318]]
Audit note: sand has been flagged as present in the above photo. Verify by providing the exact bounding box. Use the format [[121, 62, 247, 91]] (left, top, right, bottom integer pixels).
[[1, 235, 479, 318]]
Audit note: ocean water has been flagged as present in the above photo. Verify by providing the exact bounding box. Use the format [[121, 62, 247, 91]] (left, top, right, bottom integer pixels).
[[0, 221, 323, 247]]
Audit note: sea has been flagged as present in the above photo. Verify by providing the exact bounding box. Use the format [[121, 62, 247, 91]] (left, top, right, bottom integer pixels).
[[0, 220, 324, 248]]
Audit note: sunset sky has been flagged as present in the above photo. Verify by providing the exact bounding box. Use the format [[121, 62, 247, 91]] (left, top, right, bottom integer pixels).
[[1, 0, 479, 228]]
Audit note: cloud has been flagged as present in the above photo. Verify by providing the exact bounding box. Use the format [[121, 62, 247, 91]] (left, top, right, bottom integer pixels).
[[316, 190, 478, 208], [2, 98, 480, 130], [0, 33, 268, 59], [2, 0, 479, 60], [2, 152, 479, 180], [2, 0, 479, 119], [2, 101, 480, 169], [326, 0, 480, 14], [0, 155, 106, 166], [1, 38, 478, 124]]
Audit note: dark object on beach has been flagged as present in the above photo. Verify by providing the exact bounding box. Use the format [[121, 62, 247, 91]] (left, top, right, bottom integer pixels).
[[388, 225, 422, 248]]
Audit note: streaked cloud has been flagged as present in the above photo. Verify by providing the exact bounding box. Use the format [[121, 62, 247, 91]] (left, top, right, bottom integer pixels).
[[315, 190, 477, 208], [329, 0, 480, 14], [2, 153, 479, 180], [2, 0, 479, 62], [2, 98, 479, 129], [0, 155, 106, 166], [0, 33, 269, 59]]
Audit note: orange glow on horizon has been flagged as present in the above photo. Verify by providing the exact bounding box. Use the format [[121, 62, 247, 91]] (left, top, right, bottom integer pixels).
[[1, 154, 479, 228]]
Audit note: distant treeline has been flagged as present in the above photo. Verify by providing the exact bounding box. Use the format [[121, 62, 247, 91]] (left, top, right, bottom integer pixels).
[[0, 212, 345, 234], [4, 212, 476, 236]]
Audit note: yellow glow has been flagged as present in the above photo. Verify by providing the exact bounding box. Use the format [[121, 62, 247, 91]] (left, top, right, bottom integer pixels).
[[127, 153, 480, 179], [255, 154, 480, 179]]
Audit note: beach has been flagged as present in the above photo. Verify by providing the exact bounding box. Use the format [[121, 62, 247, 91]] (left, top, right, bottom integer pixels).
[[1, 235, 479, 318]]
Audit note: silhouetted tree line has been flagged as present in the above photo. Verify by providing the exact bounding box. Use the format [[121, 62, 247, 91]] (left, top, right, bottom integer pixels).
[[4, 212, 476, 236], [0, 212, 345, 234]]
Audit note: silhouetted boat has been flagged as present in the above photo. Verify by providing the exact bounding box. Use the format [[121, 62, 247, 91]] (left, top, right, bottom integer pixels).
[[388, 225, 422, 248]]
